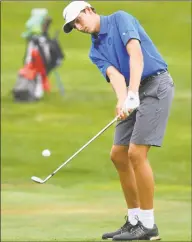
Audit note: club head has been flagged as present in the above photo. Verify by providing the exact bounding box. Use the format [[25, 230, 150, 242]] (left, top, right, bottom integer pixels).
[[31, 176, 44, 184]]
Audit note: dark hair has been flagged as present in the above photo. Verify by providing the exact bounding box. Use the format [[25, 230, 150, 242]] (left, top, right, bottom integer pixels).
[[83, 7, 96, 13], [91, 7, 96, 13]]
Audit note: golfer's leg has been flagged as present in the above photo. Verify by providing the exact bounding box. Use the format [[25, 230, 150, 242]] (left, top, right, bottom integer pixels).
[[112, 111, 140, 223], [128, 71, 174, 229], [110, 145, 139, 209], [128, 144, 154, 209], [102, 145, 139, 240]]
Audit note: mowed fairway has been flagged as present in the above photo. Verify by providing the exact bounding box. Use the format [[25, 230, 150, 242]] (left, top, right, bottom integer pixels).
[[1, 1, 191, 241]]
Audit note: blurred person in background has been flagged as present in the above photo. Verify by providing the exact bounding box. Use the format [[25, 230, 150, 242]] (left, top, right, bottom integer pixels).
[[62, 1, 174, 241]]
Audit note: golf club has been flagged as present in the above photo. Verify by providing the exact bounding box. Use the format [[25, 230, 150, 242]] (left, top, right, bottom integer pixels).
[[31, 116, 118, 184]]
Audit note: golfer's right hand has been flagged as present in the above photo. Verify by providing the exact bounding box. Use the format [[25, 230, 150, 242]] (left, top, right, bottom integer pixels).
[[116, 101, 127, 120]]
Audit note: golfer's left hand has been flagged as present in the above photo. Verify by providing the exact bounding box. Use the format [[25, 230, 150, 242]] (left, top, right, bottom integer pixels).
[[122, 91, 140, 115]]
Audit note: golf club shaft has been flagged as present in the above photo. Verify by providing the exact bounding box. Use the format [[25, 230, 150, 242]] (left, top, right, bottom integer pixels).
[[43, 116, 118, 182]]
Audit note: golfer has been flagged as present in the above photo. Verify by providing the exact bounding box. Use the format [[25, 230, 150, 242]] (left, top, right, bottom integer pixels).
[[62, 1, 174, 241]]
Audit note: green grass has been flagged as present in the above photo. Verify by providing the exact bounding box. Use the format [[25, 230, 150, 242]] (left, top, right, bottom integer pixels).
[[1, 183, 191, 241], [1, 1, 191, 241]]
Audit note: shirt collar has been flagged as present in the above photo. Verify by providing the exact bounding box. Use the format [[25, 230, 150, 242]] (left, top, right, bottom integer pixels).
[[91, 15, 108, 44], [99, 15, 108, 35]]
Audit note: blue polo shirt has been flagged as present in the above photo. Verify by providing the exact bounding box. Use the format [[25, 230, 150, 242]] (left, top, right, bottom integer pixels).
[[89, 11, 167, 86]]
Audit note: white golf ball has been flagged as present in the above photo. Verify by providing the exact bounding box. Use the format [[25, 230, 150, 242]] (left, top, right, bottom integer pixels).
[[42, 149, 51, 157]]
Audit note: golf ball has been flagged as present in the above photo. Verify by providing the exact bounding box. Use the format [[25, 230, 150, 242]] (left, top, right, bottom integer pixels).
[[42, 149, 51, 157]]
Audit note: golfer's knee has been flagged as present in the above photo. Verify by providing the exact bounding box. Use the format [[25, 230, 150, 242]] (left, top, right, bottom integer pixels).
[[110, 146, 129, 171], [128, 144, 149, 169], [110, 148, 119, 163]]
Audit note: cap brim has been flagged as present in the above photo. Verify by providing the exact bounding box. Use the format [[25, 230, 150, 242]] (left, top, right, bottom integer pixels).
[[63, 22, 73, 34]]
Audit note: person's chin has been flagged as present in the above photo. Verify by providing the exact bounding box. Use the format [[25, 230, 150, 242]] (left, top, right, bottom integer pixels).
[[81, 30, 91, 34], [87, 29, 95, 34]]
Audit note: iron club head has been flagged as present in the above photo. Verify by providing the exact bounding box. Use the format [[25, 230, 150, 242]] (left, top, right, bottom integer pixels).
[[31, 176, 44, 184]]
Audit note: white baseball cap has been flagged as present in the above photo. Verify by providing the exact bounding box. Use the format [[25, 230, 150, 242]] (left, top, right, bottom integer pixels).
[[62, 1, 92, 33]]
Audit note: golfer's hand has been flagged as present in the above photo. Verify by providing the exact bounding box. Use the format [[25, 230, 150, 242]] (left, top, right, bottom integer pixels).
[[116, 100, 127, 120], [122, 91, 140, 116]]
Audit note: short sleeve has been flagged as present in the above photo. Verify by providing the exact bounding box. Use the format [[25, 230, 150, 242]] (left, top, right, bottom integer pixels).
[[115, 11, 140, 46], [89, 51, 112, 82]]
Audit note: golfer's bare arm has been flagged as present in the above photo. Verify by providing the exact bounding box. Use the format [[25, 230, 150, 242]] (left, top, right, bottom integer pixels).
[[126, 39, 144, 92], [107, 66, 127, 103]]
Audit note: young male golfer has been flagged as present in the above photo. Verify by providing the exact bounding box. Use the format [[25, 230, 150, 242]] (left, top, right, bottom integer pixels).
[[62, 1, 174, 240]]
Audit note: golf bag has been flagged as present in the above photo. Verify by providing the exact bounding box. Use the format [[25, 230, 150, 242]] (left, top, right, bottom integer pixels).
[[12, 12, 64, 102]]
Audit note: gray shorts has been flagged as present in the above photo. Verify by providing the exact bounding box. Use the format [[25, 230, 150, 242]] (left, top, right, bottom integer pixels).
[[114, 71, 174, 147]]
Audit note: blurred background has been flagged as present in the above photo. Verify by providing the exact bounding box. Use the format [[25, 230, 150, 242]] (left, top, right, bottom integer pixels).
[[1, 1, 191, 241]]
